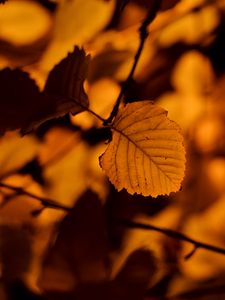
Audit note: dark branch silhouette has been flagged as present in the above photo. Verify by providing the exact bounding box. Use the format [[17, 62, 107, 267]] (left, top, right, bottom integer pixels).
[[0, 182, 225, 259], [0, 182, 71, 212], [115, 218, 225, 257], [1, 180, 225, 259]]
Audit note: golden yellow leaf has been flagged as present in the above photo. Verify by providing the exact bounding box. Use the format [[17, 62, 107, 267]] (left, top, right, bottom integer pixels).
[[100, 101, 185, 197], [157, 51, 214, 131], [39, 0, 115, 72], [0, 133, 40, 178], [157, 3, 219, 46], [0, 0, 52, 47], [39, 128, 108, 204]]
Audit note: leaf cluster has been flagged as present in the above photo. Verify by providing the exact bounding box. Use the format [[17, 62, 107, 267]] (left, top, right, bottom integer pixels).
[[0, 0, 225, 299]]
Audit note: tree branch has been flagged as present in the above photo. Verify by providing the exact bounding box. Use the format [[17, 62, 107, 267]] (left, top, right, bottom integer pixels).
[[2, 182, 225, 258], [104, 0, 162, 125], [170, 284, 225, 300], [0, 182, 71, 212], [115, 218, 225, 257]]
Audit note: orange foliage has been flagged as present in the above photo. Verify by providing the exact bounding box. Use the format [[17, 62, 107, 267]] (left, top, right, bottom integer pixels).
[[0, 0, 225, 299]]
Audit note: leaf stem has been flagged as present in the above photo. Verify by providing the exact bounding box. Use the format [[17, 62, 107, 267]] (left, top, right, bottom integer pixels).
[[74, 0, 216, 127], [73, 98, 106, 123], [104, 0, 162, 125]]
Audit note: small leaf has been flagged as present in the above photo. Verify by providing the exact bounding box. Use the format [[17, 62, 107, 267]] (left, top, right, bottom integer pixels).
[[43, 46, 90, 114], [100, 101, 185, 197], [25, 46, 90, 133]]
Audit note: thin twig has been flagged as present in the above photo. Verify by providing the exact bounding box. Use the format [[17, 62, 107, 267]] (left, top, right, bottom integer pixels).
[[115, 218, 225, 257], [73, 98, 106, 123], [104, 0, 162, 125], [170, 285, 225, 300], [0, 182, 71, 212], [72, 0, 216, 127]]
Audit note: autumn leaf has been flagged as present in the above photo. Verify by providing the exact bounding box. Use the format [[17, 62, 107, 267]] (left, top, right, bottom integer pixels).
[[100, 101, 185, 197], [157, 1, 219, 46], [0, 0, 51, 48], [0, 47, 89, 134], [0, 133, 40, 178], [44, 46, 89, 112], [39, 0, 115, 72], [38, 191, 109, 291], [38, 191, 157, 299], [25, 46, 90, 133]]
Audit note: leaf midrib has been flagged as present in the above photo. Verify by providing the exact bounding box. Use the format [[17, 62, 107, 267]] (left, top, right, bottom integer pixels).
[[112, 125, 183, 186]]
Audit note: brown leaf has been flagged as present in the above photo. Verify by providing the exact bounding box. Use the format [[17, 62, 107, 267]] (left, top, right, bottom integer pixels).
[[43, 249, 157, 300], [38, 191, 109, 292], [0, 47, 90, 134], [43, 46, 89, 115], [25, 46, 90, 133]]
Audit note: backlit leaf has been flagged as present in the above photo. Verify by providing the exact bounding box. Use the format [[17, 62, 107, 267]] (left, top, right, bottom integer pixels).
[[39, 0, 115, 72], [0, 133, 40, 178], [157, 2, 219, 46], [38, 128, 108, 204], [0, 0, 51, 46], [100, 101, 185, 197]]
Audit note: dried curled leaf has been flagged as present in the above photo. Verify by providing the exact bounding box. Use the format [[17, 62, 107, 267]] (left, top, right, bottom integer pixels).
[[0, 47, 89, 134], [25, 46, 90, 133], [100, 101, 185, 197], [44, 46, 89, 114]]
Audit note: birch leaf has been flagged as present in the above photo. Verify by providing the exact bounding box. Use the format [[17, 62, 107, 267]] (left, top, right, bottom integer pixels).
[[100, 101, 185, 197]]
